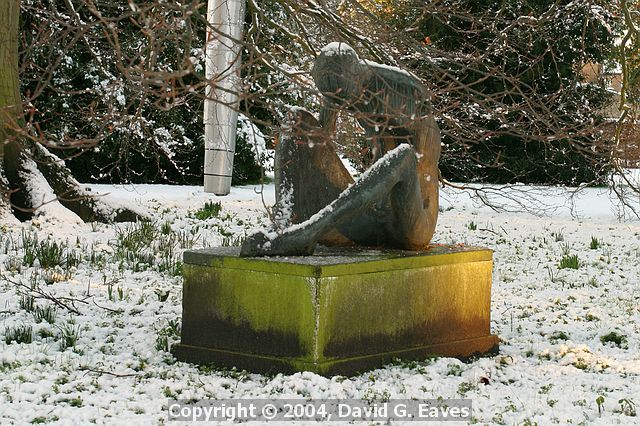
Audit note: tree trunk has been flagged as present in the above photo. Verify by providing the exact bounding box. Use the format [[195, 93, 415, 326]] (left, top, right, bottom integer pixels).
[[0, 0, 21, 220], [0, 0, 141, 223]]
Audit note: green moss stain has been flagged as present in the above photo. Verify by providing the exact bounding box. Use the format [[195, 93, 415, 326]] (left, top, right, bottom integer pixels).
[[183, 265, 317, 358], [316, 261, 494, 358], [179, 246, 496, 372]]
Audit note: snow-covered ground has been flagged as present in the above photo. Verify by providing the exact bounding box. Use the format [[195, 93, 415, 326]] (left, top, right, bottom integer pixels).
[[1, 182, 639, 425]]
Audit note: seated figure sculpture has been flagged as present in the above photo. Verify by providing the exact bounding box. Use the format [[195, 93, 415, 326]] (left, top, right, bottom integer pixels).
[[240, 42, 441, 257]]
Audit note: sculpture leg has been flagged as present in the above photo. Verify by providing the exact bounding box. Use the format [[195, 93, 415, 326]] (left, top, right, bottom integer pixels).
[[240, 143, 423, 256], [337, 115, 441, 248], [402, 115, 441, 247]]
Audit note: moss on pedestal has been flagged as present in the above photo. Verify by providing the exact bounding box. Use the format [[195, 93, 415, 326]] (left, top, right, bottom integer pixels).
[[174, 246, 499, 375]]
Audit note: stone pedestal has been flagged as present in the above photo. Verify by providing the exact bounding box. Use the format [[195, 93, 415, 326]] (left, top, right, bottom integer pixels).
[[173, 246, 499, 376]]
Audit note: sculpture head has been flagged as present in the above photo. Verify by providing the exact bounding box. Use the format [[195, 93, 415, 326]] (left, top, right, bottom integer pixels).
[[311, 42, 370, 105]]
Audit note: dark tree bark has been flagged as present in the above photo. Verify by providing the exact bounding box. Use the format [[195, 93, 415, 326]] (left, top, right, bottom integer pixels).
[[0, 0, 140, 223], [0, 0, 22, 221]]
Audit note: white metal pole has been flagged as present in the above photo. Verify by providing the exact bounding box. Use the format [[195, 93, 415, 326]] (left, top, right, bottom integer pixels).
[[204, 0, 245, 195]]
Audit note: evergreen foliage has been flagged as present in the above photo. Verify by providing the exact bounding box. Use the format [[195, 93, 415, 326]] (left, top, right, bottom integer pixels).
[[14, 0, 621, 188], [18, 0, 265, 185], [361, 0, 617, 185]]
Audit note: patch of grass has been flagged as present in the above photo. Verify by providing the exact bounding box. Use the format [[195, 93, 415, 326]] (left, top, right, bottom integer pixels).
[[590, 236, 601, 250], [58, 323, 82, 350], [446, 363, 463, 376], [362, 387, 391, 403], [585, 312, 599, 322], [21, 230, 38, 267], [155, 335, 170, 353], [88, 246, 105, 267], [34, 305, 57, 324], [19, 295, 35, 312], [37, 328, 55, 339], [600, 331, 628, 348], [549, 331, 570, 342], [60, 396, 83, 407], [559, 254, 580, 269], [194, 201, 222, 220], [107, 282, 114, 301], [551, 231, 564, 242], [171, 262, 183, 276], [161, 221, 172, 235], [618, 398, 636, 417], [36, 239, 66, 268], [4, 325, 33, 344], [388, 357, 433, 372], [176, 228, 199, 249], [573, 359, 589, 370], [55, 375, 69, 385], [114, 220, 191, 276], [4, 256, 21, 272], [133, 357, 148, 372], [65, 250, 81, 269], [0, 361, 21, 372], [30, 416, 59, 424], [467, 221, 477, 231], [155, 289, 170, 302], [163, 386, 177, 398], [116, 220, 157, 253], [156, 319, 181, 352], [457, 381, 477, 395], [221, 235, 244, 247], [538, 384, 553, 394], [215, 366, 250, 382]]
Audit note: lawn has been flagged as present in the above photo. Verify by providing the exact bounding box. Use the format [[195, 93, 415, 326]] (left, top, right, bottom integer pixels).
[[0, 182, 639, 425]]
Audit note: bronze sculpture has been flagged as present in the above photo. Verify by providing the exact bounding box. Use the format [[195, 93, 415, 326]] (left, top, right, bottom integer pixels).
[[240, 42, 441, 257]]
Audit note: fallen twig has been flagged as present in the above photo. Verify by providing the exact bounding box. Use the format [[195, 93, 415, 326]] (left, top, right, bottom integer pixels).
[[11, 279, 84, 315], [478, 227, 500, 235], [92, 299, 124, 314], [80, 366, 139, 378], [3, 273, 88, 315]]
